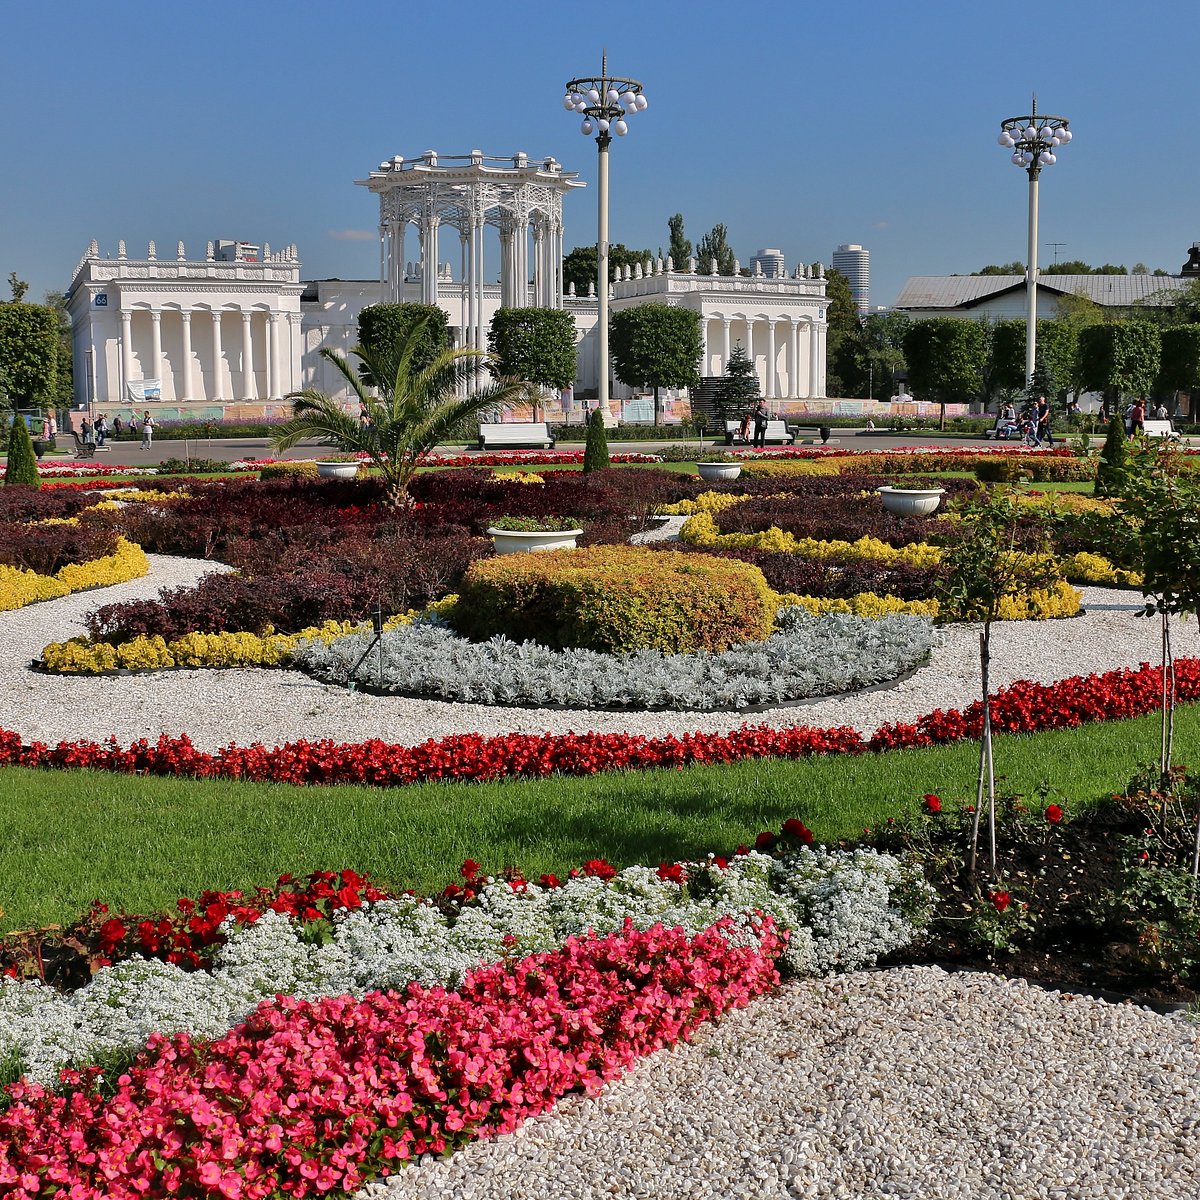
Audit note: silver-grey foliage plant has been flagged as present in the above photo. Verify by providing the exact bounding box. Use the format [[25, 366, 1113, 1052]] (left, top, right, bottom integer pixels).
[[289, 609, 934, 710]]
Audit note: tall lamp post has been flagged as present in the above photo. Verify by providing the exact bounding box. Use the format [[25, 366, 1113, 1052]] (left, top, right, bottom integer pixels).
[[563, 54, 647, 427], [997, 98, 1072, 390]]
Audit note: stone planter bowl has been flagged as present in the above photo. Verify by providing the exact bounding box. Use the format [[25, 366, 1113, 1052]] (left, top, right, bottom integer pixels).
[[696, 461, 743, 482], [876, 485, 945, 517], [487, 527, 583, 555], [315, 460, 361, 480]]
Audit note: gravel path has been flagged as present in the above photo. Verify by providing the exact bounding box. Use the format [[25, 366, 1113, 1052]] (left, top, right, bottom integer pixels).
[[1, 553, 1194, 752], [356, 966, 1200, 1200]]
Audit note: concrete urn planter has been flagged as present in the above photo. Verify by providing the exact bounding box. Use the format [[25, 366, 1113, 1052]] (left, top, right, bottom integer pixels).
[[876, 486, 945, 517], [315, 460, 360, 480], [487, 527, 583, 555], [696, 462, 743, 483]]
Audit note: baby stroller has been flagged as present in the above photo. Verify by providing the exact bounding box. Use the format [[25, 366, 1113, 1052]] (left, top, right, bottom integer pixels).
[[1018, 412, 1042, 448]]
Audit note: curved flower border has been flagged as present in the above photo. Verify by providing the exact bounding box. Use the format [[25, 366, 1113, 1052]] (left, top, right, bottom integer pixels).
[[1, 658, 1195, 787]]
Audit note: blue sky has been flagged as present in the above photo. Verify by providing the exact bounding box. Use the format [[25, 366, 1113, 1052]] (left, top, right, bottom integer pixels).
[[3, 0, 1196, 309]]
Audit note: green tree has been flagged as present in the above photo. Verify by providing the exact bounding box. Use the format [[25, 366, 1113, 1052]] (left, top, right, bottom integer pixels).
[[562, 243, 653, 295], [357, 304, 450, 386], [667, 214, 692, 269], [712, 342, 759, 422], [582, 407, 610, 473], [1157, 326, 1200, 413], [822, 268, 860, 398], [4, 413, 40, 486], [42, 289, 74, 408], [974, 262, 1026, 276], [695, 225, 736, 276], [275, 315, 531, 509], [610, 304, 703, 425], [938, 492, 1060, 876], [838, 311, 910, 401], [1078, 321, 1161, 408], [488, 308, 576, 419], [0, 303, 59, 404], [7, 272, 28, 302], [1094, 411, 1131, 498], [902, 318, 987, 429]]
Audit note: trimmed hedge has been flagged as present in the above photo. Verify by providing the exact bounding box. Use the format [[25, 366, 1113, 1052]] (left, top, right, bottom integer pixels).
[[451, 545, 779, 654]]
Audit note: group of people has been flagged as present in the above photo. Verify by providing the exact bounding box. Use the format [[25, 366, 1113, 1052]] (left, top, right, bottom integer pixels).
[[736, 400, 772, 449], [69, 411, 155, 450], [994, 395, 1056, 447]]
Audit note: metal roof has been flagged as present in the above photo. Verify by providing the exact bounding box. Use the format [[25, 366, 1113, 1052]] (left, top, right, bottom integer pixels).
[[894, 273, 1186, 310]]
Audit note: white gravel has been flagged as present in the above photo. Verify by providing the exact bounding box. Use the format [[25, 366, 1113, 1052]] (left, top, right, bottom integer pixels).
[[355, 966, 1200, 1200], [0, 553, 1193, 753]]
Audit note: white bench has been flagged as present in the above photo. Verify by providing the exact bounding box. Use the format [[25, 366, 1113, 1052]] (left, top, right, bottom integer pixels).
[[724, 419, 796, 446], [1142, 419, 1181, 440], [477, 422, 556, 450]]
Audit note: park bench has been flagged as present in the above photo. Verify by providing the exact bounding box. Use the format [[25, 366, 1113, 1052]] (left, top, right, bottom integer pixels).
[[723, 419, 796, 446], [477, 422, 556, 450], [69, 431, 95, 459], [1142, 419, 1181, 441]]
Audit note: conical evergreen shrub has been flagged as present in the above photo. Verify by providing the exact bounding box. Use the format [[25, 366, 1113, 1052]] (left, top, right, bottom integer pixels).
[[4, 413, 40, 487], [1094, 411, 1130, 498], [582, 407, 610, 473]]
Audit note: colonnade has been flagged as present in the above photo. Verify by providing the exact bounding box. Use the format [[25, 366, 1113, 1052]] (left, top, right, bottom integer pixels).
[[116, 307, 301, 402], [704, 314, 826, 399]]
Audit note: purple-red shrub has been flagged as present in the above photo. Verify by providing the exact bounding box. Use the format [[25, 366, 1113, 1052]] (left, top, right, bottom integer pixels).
[[0, 523, 120, 575]]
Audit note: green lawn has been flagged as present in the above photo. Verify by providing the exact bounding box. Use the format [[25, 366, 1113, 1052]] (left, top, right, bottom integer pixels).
[[3, 703, 1194, 933]]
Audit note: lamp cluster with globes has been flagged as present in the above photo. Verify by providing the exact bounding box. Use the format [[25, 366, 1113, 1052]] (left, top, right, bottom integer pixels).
[[996, 99, 1073, 389], [561, 81, 647, 140]]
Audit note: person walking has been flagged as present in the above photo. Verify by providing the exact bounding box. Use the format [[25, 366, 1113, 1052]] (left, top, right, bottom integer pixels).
[[94, 413, 107, 447], [1128, 398, 1145, 438], [140, 410, 155, 450], [752, 399, 769, 449], [81, 415, 94, 447], [1035, 395, 1054, 448]]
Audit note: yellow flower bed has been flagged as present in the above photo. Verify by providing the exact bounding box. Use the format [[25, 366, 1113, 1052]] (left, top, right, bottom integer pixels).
[[739, 458, 846, 478], [1013, 492, 1114, 516], [493, 471, 545, 484], [0, 538, 149, 613], [995, 579, 1082, 621], [1059, 551, 1142, 587], [659, 490, 748, 516], [259, 460, 319, 480], [98, 488, 191, 504], [38, 604, 451, 675], [679, 510, 944, 567]]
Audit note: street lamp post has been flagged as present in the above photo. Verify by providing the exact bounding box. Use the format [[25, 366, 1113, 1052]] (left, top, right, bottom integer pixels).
[[563, 54, 647, 427], [997, 98, 1072, 391]]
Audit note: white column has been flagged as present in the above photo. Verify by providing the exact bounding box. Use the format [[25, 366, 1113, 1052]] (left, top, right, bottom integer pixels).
[[288, 314, 301, 394], [150, 310, 162, 390], [766, 318, 777, 400], [269, 313, 283, 399], [211, 312, 225, 401], [120, 310, 133, 397], [378, 225, 387, 303], [721, 319, 731, 372], [533, 222, 544, 307], [788, 320, 799, 399], [180, 311, 194, 401], [809, 323, 820, 398], [241, 311, 257, 400], [475, 219, 486, 360]]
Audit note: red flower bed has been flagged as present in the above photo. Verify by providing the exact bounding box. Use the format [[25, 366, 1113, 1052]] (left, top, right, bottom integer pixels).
[[0, 660, 1196, 789], [0, 919, 783, 1199]]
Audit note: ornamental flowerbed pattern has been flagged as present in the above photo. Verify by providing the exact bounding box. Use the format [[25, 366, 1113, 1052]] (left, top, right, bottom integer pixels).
[[0, 919, 783, 1199]]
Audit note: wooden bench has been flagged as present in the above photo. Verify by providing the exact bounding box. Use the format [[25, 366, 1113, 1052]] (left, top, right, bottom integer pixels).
[[1142, 418, 1181, 440], [723, 419, 796, 446], [478, 422, 556, 450], [69, 431, 95, 459]]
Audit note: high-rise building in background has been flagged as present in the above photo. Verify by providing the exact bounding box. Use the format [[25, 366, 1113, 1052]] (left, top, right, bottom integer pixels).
[[750, 247, 787, 278], [832, 243, 869, 314]]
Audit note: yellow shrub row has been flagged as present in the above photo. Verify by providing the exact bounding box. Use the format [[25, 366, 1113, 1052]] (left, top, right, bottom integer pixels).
[[493, 471, 545, 484], [0, 539, 149, 613], [659, 490, 749, 516], [1059, 551, 1142, 587], [99, 488, 191, 504], [778, 593, 941, 619], [740, 458, 845, 478], [679, 510, 944, 567], [259, 461, 319, 480], [39, 607, 442, 675]]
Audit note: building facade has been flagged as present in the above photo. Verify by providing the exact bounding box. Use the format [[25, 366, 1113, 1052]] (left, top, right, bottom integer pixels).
[[65, 149, 832, 421]]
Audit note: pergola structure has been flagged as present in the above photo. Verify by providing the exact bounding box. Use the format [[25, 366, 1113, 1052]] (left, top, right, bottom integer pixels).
[[356, 151, 584, 354]]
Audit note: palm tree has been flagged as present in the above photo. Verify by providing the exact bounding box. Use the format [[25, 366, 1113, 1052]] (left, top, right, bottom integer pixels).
[[274, 316, 533, 509]]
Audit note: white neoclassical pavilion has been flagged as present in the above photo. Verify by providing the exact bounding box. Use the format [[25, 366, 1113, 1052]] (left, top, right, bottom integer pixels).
[[356, 151, 584, 356], [66, 239, 305, 417], [608, 258, 828, 401]]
